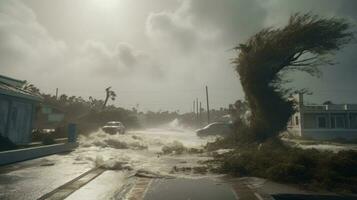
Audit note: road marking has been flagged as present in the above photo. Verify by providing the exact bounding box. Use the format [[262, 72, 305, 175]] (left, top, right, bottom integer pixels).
[[37, 167, 105, 200], [231, 181, 260, 200], [231, 188, 240, 200], [127, 178, 152, 200], [141, 179, 153, 199], [254, 192, 264, 200]]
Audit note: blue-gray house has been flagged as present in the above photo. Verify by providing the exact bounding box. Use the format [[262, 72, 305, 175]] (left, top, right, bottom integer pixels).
[[0, 75, 42, 145]]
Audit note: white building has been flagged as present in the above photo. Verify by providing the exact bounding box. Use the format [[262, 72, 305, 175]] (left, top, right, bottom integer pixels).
[[287, 93, 357, 140]]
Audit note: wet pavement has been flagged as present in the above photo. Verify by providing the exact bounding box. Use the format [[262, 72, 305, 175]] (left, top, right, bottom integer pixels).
[[1, 122, 356, 200], [272, 194, 357, 200], [143, 178, 237, 200], [0, 122, 216, 199]]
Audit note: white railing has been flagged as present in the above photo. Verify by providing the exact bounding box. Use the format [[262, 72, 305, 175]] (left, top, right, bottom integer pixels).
[[347, 104, 357, 110], [303, 105, 327, 111], [327, 104, 346, 110], [303, 104, 357, 111]]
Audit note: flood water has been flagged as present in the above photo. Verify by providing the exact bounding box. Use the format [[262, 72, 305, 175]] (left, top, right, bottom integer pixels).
[[75, 119, 213, 174], [0, 119, 217, 200]]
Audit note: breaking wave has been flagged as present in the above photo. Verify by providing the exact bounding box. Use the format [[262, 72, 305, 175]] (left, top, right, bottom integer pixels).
[[79, 131, 148, 150], [72, 119, 213, 178]]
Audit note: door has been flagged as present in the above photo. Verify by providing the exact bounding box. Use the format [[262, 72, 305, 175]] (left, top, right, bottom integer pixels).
[[8, 101, 32, 144], [0, 98, 9, 137]]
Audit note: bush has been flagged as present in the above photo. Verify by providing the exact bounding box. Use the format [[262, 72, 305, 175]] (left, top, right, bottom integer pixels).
[[42, 135, 56, 145], [213, 141, 357, 193], [267, 163, 308, 183]]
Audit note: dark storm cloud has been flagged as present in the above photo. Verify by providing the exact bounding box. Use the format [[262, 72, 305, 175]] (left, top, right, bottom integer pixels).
[[186, 0, 267, 43], [116, 43, 139, 67], [0, 0, 356, 111], [146, 10, 199, 51], [0, 0, 66, 72]]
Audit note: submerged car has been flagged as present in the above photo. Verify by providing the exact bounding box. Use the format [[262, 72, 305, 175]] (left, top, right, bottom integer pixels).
[[102, 121, 126, 134], [196, 122, 232, 137]]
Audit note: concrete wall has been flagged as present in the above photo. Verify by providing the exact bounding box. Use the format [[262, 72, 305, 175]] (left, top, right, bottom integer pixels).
[[303, 129, 357, 140], [0, 143, 78, 166]]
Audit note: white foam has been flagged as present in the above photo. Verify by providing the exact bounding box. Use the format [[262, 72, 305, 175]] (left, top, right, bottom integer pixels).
[[73, 119, 212, 174]]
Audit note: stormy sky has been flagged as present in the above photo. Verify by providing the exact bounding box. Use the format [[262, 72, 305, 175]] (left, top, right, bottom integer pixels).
[[0, 0, 356, 112]]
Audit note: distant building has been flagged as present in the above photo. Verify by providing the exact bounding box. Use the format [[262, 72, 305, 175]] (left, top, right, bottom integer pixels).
[[0, 74, 43, 145], [35, 104, 65, 129], [287, 93, 357, 140]]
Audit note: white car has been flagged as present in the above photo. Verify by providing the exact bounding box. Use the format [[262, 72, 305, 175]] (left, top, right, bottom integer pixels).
[[102, 121, 126, 134], [196, 122, 232, 137]]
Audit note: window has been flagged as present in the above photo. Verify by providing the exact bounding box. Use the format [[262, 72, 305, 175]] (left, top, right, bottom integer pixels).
[[330, 115, 346, 129], [331, 117, 335, 128], [295, 116, 299, 126], [317, 116, 327, 128], [350, 114, 357, 129], [335, 116, 345, 128]]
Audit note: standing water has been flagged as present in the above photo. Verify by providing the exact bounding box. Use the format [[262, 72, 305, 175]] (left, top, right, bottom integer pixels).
[[74, 119, 215, 176], [0, 119, 217, 200]]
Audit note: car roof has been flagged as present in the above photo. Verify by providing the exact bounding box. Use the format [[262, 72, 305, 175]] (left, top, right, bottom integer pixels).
[[107, 121, 122, 124], [203, 122, 226, 128]]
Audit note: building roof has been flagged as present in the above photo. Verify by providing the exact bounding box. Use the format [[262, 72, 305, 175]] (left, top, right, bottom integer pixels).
[[0, 74, 26, 88], [0, 75, 43, 102]]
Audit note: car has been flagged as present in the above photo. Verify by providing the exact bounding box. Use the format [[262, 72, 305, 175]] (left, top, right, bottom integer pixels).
[[102, 121, 126, 134], [196, 122, 232, 137]]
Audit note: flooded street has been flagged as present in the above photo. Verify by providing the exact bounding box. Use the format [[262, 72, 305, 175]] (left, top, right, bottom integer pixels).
[[2, 121, 357, 200], [2, 120, 355, 200], [75, 119, 213, 175], [0, 120, 217, 200]]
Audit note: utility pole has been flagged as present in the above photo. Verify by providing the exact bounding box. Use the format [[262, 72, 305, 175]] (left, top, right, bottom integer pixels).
[[206, 86, 210, 124], [196, 98, 199, 120], [55, 88, 58, 100], [199, 101, 202, 123], [193, 100, 195, 113]]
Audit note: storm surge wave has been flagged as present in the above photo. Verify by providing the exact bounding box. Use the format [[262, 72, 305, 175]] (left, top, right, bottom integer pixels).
[[71, 119, 211, 175]]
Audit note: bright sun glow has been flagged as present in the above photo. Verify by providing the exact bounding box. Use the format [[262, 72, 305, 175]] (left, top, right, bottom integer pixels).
[[90, 0, 120, 10]]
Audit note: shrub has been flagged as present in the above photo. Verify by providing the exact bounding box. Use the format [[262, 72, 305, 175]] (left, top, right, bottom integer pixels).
[[213, 141, 357, 193], [267, 163, 308, 183], [42, 135, 56, 145]]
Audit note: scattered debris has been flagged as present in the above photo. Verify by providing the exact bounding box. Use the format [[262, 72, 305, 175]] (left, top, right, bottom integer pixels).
[[135, 169, 174, 179], [192, 166, 208, 174], [187, 148, 204, 154], [40, 162, 55, 166], [162, 141, 186, 154]]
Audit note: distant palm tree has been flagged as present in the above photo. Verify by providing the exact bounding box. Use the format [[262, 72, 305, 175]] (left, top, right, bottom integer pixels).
[[23, 83, 40, 94], [102, 87, 116, 109]]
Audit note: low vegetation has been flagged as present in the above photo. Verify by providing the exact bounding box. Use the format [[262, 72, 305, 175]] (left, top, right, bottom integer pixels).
[[208, 140, 357, 193], [25, 85, 140, 136]]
